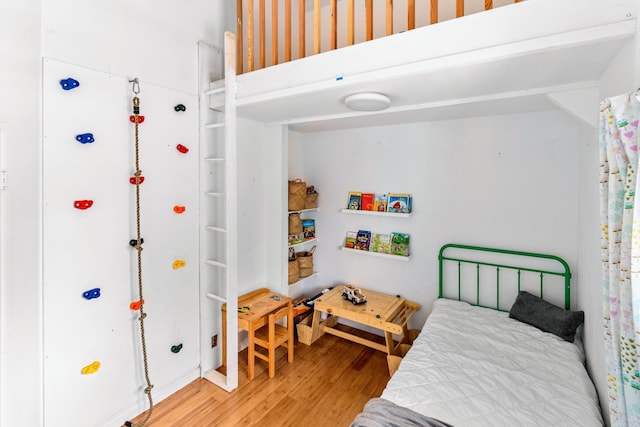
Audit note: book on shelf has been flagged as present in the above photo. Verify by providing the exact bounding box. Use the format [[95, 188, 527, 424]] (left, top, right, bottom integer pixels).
[[387, 193, 412, 214], [354, 230, 371, 251], [347, 191, 362, 210], [389, 232, 410, 256], [345, 231, 357, 249], [373, 193, 387, 212], [370, 233, 390, 253], [361, 193, 374, 211]]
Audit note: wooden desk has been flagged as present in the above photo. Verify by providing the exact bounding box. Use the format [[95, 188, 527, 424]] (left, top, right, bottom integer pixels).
[[221, 288, 292, 379], [308, 286, 419, 357]]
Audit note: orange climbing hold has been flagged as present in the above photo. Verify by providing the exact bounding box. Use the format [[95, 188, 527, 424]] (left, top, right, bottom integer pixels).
[[129, 299, 145, 310], [172, 259, 186, 270]]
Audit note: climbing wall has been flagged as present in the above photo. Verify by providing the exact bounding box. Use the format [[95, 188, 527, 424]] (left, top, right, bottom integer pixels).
[[43, 59, 199, 427]]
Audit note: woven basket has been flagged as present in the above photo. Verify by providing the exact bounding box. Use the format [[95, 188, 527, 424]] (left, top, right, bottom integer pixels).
[[288, 179, 307, 211], [288, 260, 300, 284], [288, 213, 303, 234], [296, 246, 315, 278], [305, 192, 318, 209]]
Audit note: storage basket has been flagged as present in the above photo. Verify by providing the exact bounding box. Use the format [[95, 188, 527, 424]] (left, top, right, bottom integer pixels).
[[305, 192, 318, 209], [288, 213, 303, 234], [288, 179, 307, 211], [288, 259, 299, 284], [295, 246, 315, 278]]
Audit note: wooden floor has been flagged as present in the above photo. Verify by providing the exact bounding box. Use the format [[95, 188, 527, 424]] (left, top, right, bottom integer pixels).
[[130, 325, 390, 427]]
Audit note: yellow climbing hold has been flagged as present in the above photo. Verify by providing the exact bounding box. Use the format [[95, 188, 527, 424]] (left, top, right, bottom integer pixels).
[[173, 259, 186, 270], [81, 361, 100, 375]]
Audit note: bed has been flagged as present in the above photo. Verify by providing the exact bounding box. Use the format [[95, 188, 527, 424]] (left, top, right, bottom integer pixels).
[[351, 244, 603, 427]]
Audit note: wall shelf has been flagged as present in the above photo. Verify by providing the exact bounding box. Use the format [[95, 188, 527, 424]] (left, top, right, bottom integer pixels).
[[341, 209, 411, 218], [289, 208, 318, 215], [341, 247, 411, 261], [289, 271, 319, 286], [289, 237, 317, 249]]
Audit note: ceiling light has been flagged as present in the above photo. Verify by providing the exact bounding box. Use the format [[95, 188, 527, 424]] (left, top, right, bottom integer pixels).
[[344, 92, 391, 112]]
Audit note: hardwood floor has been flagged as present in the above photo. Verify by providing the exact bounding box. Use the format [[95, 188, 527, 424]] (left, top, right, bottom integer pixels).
[[130, 325, 391, 426]]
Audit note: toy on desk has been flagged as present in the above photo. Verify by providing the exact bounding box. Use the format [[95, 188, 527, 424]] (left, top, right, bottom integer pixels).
[[342, 285, 367, 305], [303, 287, 333, 308], [238, 306, 250, 313]]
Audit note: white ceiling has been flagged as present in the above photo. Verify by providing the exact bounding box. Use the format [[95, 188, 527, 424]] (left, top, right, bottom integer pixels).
[[234, 35, 629, 132]]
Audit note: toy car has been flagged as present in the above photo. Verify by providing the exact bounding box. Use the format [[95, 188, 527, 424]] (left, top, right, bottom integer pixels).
[[342, 285, 367, 305]]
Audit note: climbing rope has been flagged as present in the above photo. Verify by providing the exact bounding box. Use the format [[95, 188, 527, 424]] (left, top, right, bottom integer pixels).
[[124, 78, 154, 427]]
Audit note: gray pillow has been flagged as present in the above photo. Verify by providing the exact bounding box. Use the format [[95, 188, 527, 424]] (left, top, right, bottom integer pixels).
[[509, 291, 584, 342]]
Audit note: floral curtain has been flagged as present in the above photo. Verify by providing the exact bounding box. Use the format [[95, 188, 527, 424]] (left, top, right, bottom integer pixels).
[[601, 91, 640, 425]]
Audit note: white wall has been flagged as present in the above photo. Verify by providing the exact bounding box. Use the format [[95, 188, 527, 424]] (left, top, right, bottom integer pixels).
[[294, 110, 581, 328], [0, 2, 43, 427], [1, 1, 232, 426]]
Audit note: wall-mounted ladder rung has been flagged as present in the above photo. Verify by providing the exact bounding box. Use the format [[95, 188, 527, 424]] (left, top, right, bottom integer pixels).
[[205, 225, 227, 233], [204, 122, 225, 129], [205, 157, 225, 163], [205, 292, 227, 303], [205, 192, 225, 197], [205, 259, 227, 268], [204, 87, 225, 96]]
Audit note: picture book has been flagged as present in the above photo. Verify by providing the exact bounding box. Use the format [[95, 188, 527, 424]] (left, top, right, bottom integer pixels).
[[373, 193, 387, 212], [302, 219, 315, 239], [354, 230, 371, 251], [347, 191, 362, 210], [387, 193, 412, 214], [361, 193, 374, 211], [389, 232, 410, 256], [370, 233, 390, 253], [345, 231, 357, 249]]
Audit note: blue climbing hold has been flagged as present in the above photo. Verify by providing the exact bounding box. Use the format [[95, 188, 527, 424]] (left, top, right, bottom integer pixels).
[[60, 78, 80, 90], [171, 344, 183, 353], [75, 133, 95, 144], [83, 288, 101, 300]]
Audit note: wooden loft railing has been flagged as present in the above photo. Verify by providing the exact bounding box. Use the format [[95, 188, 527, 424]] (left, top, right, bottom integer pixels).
[[236, 0, 524, 75]]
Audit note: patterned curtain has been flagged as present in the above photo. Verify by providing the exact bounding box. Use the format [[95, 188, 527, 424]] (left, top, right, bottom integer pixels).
[[601, 91, 640, 425]]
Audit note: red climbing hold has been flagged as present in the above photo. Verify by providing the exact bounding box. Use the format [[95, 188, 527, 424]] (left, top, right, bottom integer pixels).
[[173, 205, 186, 214], [129, 176, 145, 185], [176, 144, 189, 154], [129, 115, 145, 124], [74, 200, 94, 210]]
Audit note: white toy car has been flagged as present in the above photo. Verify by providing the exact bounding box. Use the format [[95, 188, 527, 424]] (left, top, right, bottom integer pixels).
[[342, 285, 367, 305]]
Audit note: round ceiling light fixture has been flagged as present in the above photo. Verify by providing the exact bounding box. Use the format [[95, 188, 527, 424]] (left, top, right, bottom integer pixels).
[[344, 92, 391, 112]]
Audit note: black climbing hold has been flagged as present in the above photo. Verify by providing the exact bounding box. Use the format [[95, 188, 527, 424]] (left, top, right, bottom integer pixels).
[[174, 104, 186, 112], [129, 238, 144, 247]]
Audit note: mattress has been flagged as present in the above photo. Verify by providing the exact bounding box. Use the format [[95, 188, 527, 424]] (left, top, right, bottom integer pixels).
[[380, 298, 603, 427]]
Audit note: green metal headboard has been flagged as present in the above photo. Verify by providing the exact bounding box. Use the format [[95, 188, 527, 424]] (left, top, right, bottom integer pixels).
[[438, 243, 572, 311]]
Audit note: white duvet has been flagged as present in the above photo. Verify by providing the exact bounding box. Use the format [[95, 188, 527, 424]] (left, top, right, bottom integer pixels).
[[380, 298, 603, 427]]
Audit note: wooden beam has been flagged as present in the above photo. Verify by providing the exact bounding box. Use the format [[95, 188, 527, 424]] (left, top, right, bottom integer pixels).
[[299, 0, 306, 58], [285, 0, 291, 62], [272, 0, 278, 65], [314, 0, 321, 54], [485, 0, 492, 10], [248, 0, 254, 71], [430, 0, 438, 24], [331, 0, 337, 50], [386, 0, 393, 36], [456, 0, 464, 18], [237, 0, 243, 74], [347, 0, 354, 45], [408, 0, 415, 30], [366, 0, 373, 41], [259, 0, 266, 69]]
